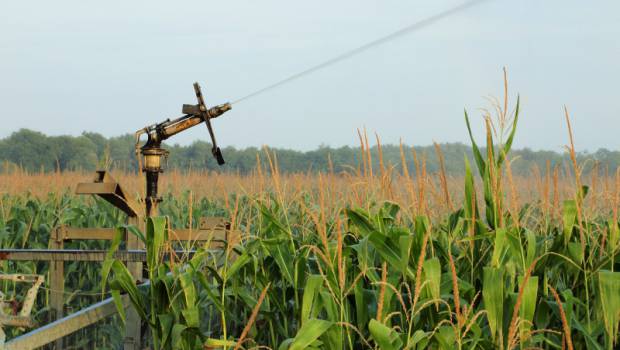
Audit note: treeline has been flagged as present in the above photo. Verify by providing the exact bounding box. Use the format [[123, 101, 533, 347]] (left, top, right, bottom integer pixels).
[[1, 129, 619, 176]]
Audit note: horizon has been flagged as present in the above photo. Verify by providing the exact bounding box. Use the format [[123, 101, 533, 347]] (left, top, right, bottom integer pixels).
[[1, 126, 617, 155], [3, 126, 618, 177]]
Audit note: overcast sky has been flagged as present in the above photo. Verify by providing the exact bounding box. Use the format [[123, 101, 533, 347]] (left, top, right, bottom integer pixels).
[[0, 0, 618, 152]]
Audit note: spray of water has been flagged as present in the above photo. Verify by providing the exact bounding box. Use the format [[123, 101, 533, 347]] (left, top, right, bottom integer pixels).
[[232, 0, 490, 104]]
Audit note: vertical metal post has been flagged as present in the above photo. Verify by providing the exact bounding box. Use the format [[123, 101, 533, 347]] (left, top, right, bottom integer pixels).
[[49, 226, 64, 350]]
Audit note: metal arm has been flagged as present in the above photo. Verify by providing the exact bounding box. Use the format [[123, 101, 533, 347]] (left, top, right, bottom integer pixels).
[[135, 102, 231, 147]]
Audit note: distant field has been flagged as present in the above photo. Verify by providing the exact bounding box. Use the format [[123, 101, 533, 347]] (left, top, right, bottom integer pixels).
[[0, 160, 618, 216]]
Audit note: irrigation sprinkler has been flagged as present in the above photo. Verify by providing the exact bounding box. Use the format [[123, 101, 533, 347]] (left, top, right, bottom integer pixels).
[[134, 82, 231, 216], [0, 83, 235, 349]]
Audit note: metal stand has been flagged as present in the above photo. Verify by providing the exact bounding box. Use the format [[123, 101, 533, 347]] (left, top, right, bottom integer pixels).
[[72, 171, 233, 349], [74, 171, 144, 350]]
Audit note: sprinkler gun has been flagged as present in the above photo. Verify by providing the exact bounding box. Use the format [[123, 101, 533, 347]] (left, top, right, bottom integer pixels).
[[134, 82, 231, 215]]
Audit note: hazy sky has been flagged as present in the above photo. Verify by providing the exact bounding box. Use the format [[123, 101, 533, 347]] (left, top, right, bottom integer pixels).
[[1, 1, 618, 152]]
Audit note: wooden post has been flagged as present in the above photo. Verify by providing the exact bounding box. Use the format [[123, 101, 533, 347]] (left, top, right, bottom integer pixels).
[[124, 216, 143, 350], [49, 226, 64, 350]]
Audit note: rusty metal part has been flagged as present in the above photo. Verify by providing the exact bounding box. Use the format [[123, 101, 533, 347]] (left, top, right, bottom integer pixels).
[[139, 148, 169, 216], [182, 102, 231, 117], [0, 249, 199, 262], [56, 227, 118, 241], [142, 148, 169, 172], [0, 274, 44, 346], [75, 171, 140, 217], [134, 105, 230, 149], [0, 231, 237, 263], [0, 274, 44, 318], [0, 315, 33, 329]]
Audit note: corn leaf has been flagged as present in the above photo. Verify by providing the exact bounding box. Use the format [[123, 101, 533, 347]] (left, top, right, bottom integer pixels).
[[369, 319, 403, 350], [598, 270, 620, 347], [464, 109, 486, 178], [563, 200, 577, 245], [288, 319, 333, 350], [301, 275, 323, 325], [483, 267, 504, 342], [423, 258, 441, 302]]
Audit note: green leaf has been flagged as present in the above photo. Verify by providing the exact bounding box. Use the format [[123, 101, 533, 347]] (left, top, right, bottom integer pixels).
[[146, 216, 168, 270], [598, 270, 620, 346], [158, 313, 174, 346], [111, 290, 126, 324], [524, 229, 537, 267], [423, 258, 441, 302], [464, 109, 486, 178], [497, 96, 519, 166], [434, 326, 455, 350], [572, 317, 604, 350], [568, 242, 584, 265], [562, 200, 577, 245], [407, 330, 430, 350], [179, 271, 197, 308], [518, 276, 538, 340], [346, 208, 377, 237], [101, 227, 125, 294], [225, 251, 251, 278], [109, 260, 147, 321], [182, 307, 200, 328], [171, 324, 188, 348], [482, 162, 499, 229], [301, 275, 323, 325], [270, 243, 295, 284], [354, 280, 369, 332], [483, 267, 504, 342], [485, 122, 496, 167], [369, 319, 403, 350], [463, 156, 478, 226], [368, 231, 415, 279], [318, 292, 343, 349], [491, 229, 507, 267], [399, 235, 414, 276], [289, 319, 333, 350], [124, 223, 146, 245]]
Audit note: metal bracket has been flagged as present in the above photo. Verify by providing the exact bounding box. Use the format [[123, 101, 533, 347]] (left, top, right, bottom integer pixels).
[[0, 274, 44, 347], [75, 170, 140, 217]]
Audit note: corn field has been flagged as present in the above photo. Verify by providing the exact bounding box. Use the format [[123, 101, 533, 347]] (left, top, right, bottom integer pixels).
[[1, 99, 620, 350]]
